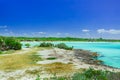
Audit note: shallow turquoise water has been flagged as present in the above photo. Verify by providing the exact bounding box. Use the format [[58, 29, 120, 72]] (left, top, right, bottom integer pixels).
[[21, 41, 120, 68]]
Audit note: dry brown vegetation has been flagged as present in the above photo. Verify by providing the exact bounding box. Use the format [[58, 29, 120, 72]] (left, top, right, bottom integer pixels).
[[0, 47, 77, 77], [0, 47, 43, 71], [42, 62, 75, 75]]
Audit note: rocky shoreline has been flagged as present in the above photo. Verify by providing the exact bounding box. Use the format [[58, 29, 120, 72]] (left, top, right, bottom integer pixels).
[[73, 49, 120, 70], [35, 48, 120, 72]]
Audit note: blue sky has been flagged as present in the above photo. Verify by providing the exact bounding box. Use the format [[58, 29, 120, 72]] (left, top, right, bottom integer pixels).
[[0, 0, 120, 39]]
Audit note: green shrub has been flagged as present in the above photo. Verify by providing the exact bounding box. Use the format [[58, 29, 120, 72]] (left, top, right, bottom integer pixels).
[[36, 75, 41, 80], [35, 68, 120, 80], [39, 42, 54, 47], [72, 72, 87, 80], [47, 57, 57, 60], [72, 68, 110, 80], [4, 37, 22, 50], [55, 43, 73, 50], [25, 43, 30, 48], [39, 42, 73, 50], [72, 70, 120, 80], [0, 37, 22, 50], [13, 42, 22, 50], [50, 74, 70, 80], [0, 51, 3, 54], [83, 68, 108, 80]]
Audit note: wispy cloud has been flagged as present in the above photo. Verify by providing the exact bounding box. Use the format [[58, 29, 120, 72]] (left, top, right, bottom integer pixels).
[[38, 32, 46, 35], [97, 29, 120, 34], [30, 32, 47, 37], [82, 29, 90, 32]]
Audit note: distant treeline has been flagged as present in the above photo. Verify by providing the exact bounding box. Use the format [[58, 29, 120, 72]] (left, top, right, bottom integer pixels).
[[15, 37, 120, 42]]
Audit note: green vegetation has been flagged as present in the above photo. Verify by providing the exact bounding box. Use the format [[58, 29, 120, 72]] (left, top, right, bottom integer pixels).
[[43, 62, 74, 74], [39, 42, 73, 50], [39, 42, 54, 47], [25, 43, 31, 48], [36, 75, 41, 80], [47, 57, 57, 60], [1, 50, 15, 54], [73, 68, 108, 80], [72, 68, 120, 80], [55, 43, 73, 50], [29, 54, 42, 63], [0, 51, 2, 54], [0, 36, 21, 51], [0, 47, 43, 70], [16, 37, 120, 42], [36, 68, 120, 80]]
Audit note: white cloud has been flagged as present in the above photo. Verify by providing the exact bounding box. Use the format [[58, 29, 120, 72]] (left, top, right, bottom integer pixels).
[[31, 32, 47, 37], [97, 29, 120, 34], [82, 29, 90, 32], [38, 32, 46, 35], [97, 29, 106, 33]]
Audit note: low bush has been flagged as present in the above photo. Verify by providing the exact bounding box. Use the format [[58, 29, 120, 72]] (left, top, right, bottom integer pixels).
[[39, 42, 54, 47], [72, 68, 120, 80], [0, 51, 3, 54], [39, 42, 73, 50], [55, 43, 73, 50], [0, 37, 22, 51], [12, 41, 22, 50], [35, 68, 120, 80], [25, 43, 30, 48]]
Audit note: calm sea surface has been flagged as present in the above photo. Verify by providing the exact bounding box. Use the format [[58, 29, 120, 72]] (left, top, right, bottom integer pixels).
[[21, 41, 120, 68]]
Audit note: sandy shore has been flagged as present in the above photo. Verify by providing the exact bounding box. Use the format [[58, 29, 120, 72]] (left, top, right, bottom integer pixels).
[[0, 48, 120, 80], [36, 48, 120, 71]]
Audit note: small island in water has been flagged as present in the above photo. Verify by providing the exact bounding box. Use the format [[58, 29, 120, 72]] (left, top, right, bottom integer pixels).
[[0, 36, 120, 80]]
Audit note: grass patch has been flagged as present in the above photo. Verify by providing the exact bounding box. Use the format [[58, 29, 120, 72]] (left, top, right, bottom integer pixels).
[[46, 57, 57, 60], [29, 54, 43, 64], [0, 47, 43, 70], [25, 69, 42, 75], [0, 50, 16, 55], [43, 62, 75, 74], [0, 51, 3, 54], [3, 50, 16, 54]]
